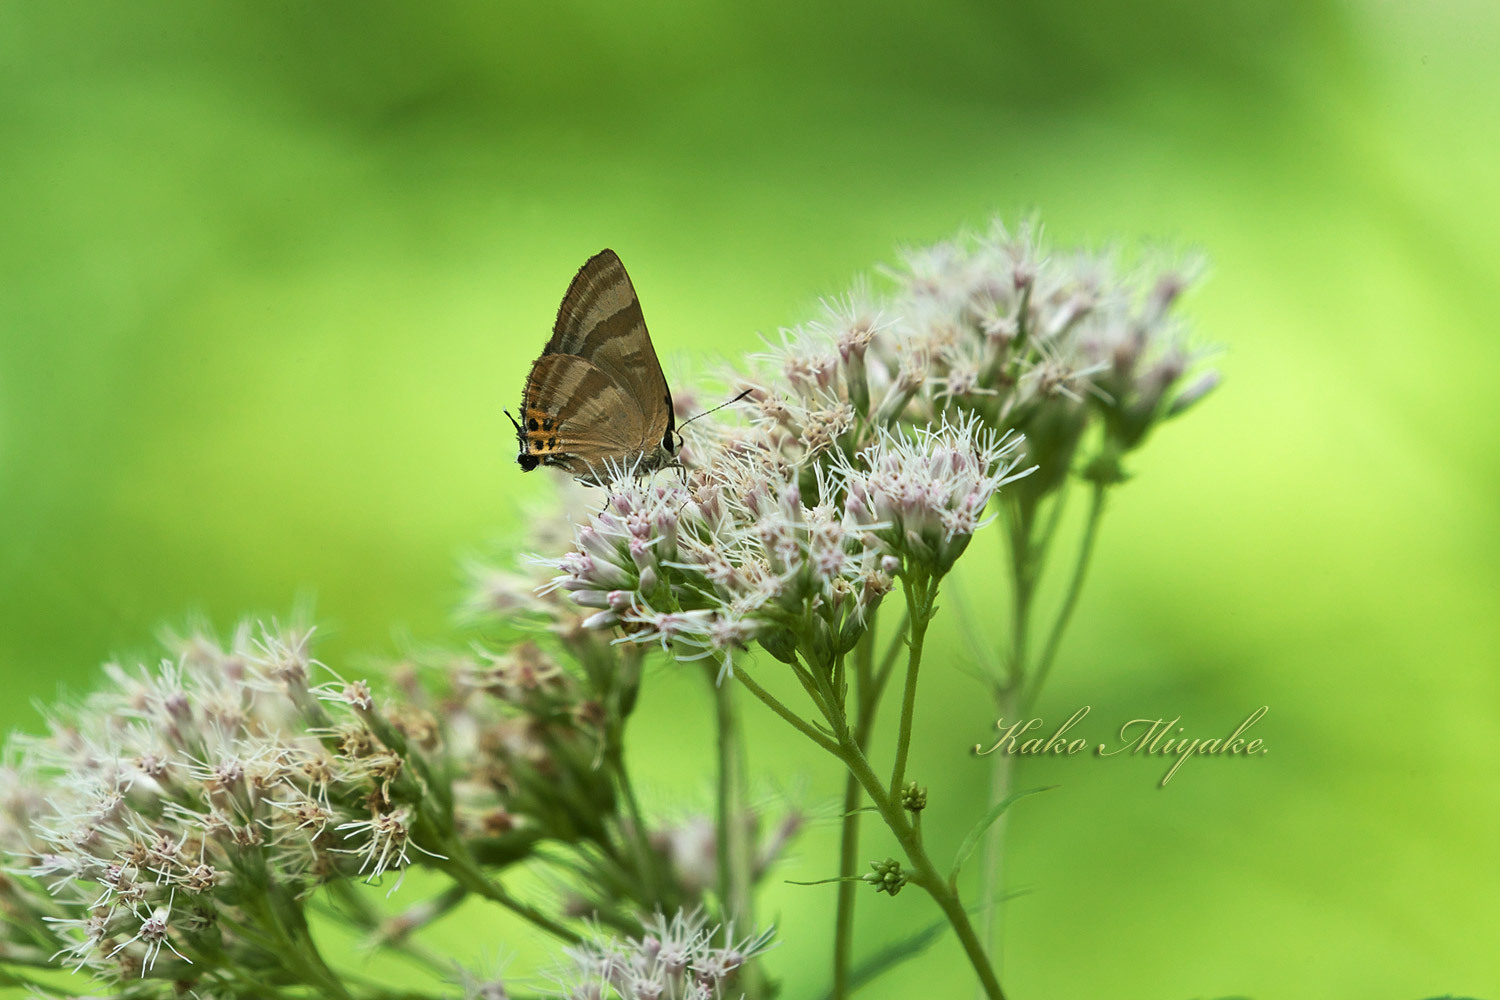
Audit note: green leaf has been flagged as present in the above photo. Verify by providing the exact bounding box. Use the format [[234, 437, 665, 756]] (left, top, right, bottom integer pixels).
[[821, 917, 950, 1000], [948, 785, 1057, 884], [819, 890, 1034, 1000], [816, 893, 1038, 1000]]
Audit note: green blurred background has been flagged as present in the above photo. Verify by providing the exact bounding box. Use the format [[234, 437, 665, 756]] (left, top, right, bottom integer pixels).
[[2, 1, 1497, 997]]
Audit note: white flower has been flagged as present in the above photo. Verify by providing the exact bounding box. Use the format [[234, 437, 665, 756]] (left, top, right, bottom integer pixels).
[[543, 910, 774, 1000], [106, 890, 192, 975], [548, 449, 895, 676], [835, 416, 1033, 574]]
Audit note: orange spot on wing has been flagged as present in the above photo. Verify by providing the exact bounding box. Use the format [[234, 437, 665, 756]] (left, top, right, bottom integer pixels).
[[527, 430, 563, 454]]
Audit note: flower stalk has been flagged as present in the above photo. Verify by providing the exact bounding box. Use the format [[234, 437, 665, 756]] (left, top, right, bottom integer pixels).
[[977, 476, 1113, 983], [888, 574, 936, 801], [830, 612, 896, 999], [830, 726, 1008, 1000]]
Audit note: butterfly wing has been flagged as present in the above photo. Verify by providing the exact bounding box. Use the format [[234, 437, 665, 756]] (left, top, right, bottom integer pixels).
[[545, 249, 674, 451], [519, 353, 650, 479]]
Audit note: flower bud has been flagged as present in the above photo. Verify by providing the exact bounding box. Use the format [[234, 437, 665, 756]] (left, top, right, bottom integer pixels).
[[1167, 370, 1220, 419], [900, 781, 927, 812], [864, 857, 908, 896]]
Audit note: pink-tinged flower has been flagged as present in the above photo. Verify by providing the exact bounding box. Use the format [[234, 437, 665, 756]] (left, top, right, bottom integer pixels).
[[835, 416, 1033, 575], [105, 890, 192, 975], [541, 909, 774, 1000]]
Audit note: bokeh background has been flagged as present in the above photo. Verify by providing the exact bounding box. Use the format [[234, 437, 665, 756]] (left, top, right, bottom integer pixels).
[[2, 1, 1497, 997]]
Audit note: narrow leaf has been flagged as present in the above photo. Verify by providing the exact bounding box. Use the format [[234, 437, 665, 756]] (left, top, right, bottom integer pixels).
[[949, 785, 1057, 884], [821, 917, 949, 1000], [817, 890, 1031, 1000]]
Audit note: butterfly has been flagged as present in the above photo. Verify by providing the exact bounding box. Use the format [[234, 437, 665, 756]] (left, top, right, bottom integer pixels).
[[508, 250, 678, 486]]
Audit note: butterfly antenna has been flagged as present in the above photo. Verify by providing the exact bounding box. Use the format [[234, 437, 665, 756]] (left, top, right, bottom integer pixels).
[[504, 409, 523, 435], [677, 388, 754, 442]]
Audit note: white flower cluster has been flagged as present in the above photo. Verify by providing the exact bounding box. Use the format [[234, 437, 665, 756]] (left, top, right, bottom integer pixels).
[[547, 414, 1025, 674], [837, 417, 1032, 576], [548, 458, 891, 675], [719, 220, 1214, 494], [0, 626, 429, 980], [0, 623, 653, 990], [544, 909, 774, 1000]]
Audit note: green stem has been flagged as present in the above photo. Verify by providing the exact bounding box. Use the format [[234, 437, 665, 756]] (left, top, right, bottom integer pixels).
[[832, 615, 882, 1000], [608, 746, 662, 904], [789, 655, 841, 726], [1004, 498, 1037, 692], [711, 670, 754, 929], [320, 881, 457, 977], [0, 967, 58, 993], [734, 669, 839, 753], [855, 606, 880, 715], [870, 609, 910, 704], [436, 847, 581, 944], [976, 684, 1017, 980], [0, 945, 54, 969], [1022, 482, 1108, 714], [972, 498, 1037, 998], [292, 901, 358, 1000], [888, 575, 932, 801], [738, 597, 1007, 997], [832, 765, 863, 1000], [834, 734, 1007, 1000], [711, 668, 766, 999], [240, 881, 355, 1000], [1034, 482, 1069, 571], [975, 481, 1109, 995]]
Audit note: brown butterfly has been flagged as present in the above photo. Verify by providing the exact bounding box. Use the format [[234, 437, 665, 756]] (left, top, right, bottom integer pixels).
[[507, 249, 678, 486]]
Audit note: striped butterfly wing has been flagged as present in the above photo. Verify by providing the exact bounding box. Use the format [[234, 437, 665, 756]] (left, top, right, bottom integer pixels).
[[519, 353, 650, 480], [544, 249, 674, 452]]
